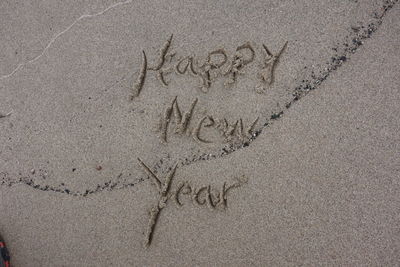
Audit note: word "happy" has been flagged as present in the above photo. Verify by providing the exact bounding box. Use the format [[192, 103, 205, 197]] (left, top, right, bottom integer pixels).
[[131, 35, 287, 98]]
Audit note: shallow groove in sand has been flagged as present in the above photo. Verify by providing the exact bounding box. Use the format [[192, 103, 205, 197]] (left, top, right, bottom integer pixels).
[[1, 0, 398, 196]]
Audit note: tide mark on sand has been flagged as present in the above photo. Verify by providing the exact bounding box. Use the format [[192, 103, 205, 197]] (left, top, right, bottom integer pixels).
[[1, 0, 398, 196]]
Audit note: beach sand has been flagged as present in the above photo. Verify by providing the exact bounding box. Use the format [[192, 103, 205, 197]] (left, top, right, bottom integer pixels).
[[0, 0, 399, 265]]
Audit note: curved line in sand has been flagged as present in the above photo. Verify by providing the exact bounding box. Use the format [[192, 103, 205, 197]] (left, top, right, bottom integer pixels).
[[0, 0, 397, 196], [0, 0, 133, 82]]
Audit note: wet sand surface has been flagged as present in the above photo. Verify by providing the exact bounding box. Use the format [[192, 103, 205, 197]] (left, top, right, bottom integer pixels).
[[0, 0, 399, 266]]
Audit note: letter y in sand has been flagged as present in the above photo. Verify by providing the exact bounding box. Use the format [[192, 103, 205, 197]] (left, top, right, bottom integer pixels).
[[138, 158, 178, 247]]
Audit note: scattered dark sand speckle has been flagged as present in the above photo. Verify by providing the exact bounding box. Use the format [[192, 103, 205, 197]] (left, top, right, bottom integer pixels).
[[0, 0, 397, 197]]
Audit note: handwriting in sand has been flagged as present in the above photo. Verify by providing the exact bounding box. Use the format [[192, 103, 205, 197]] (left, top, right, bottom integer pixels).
[[138, 158, 248, 247], [131, 35, 287, 98], [157, 96, 259, 144]]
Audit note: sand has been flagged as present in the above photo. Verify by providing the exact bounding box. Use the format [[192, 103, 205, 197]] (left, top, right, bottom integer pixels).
[[0, 0, 399, 266]]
